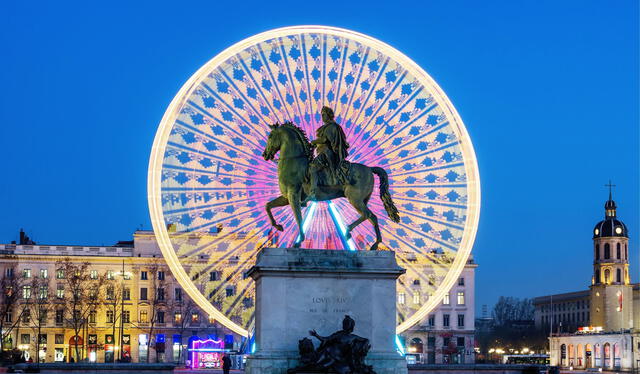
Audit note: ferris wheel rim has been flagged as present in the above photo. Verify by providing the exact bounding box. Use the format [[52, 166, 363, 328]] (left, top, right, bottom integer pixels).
[[147, 25, 481, 338]]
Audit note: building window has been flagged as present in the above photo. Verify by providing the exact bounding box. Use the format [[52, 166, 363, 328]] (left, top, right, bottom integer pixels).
[[5, 268, 14, 278], [22, 285, 31, 299], [23, 269, 31, 278], [413, 291, 421, 304], [56, 269, 64, 279], [141, 271, 148, 280], [604, 269, 611, 284], [107, 270, 114, 280], [458, 277, 464, 286], [22, 309, 30, 323], [90, 270, 98, 279], [106, 311, 114, 324], [123, 288, 130, 300], [443, 314, 450, 327], [428, 315, 435, 327], [209, 272, 217, 281], [123, 272, 130, 280], [191, 312, 199, 323], [457, 291, 465, 305], [158, 271, 165, 281], [616, 269, 621, 283], [157, 311, 165, 324], [140, 310, 148, 323], [140, 287, 148, 300], [616, 243, 621, 259], [122, 311, 130, 323], [55, 310, 63, 325], [398, 293, 405, 305], [40, 269, 48, 279], [175, 288, 182, 301], [106, 286, 114, 300], [38, 285, 48, 299], [413, 279, 420, 285], [226, 287, 235, 297], [55, 334, 64, 344], [89, 310, 96, 324], [157, 288, 165, 300], [21, 334, 30, 345], [174, 312, 182, 324], [458, 314, 465, 327], [457, 337, 465, 347], [604, 243, 610, 259], [443, 293, 450, 305], [595, 244, 599, 260]]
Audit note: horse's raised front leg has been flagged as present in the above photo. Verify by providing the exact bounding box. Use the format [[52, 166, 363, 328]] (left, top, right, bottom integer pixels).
[[266, 195, 289, 231], [288, 190, 304, 247]]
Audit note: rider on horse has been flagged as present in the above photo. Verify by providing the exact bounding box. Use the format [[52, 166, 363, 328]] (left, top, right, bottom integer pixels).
[[306, 106, 350, 202]]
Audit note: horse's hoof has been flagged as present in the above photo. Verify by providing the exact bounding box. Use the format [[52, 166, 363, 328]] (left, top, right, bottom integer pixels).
[[369, 243, 379, 251], [293, 241, 301, 248], [274, 224, 284, 232], [345, 231, 352, 240]]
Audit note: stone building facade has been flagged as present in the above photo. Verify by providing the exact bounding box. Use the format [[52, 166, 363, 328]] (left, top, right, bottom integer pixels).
[[400, 258, 476, 364], [535, 193, 640, 371], [0, 230, 240, 365]]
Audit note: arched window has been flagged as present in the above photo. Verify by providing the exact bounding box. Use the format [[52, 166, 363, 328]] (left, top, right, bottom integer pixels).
[[616, 269, 621, 283], [596, 271, 601, 284], [604, 269, 610, 284], [616, 243, 621, 259], [604, 243, 610, 259], [410, 337, 423, 353], [596, 244, 600, 260], [625, 244, 628, 259]]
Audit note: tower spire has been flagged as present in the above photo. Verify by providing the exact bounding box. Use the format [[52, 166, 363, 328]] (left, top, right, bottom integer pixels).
[[604, 180, 617, 218], [605, 180, 616, 201]]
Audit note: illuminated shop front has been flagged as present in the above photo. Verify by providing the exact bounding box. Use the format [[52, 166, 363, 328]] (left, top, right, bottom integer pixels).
[[189, 338, 225, 369]]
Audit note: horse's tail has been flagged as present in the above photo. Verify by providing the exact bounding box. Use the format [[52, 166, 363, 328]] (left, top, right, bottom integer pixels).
[[371, 167, 400, 223]]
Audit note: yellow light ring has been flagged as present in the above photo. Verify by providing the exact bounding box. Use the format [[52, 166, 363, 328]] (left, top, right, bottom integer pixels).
[[148, 25, 481, 337]]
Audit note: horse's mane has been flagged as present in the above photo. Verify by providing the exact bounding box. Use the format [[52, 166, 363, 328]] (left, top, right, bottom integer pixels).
[[280, 121, 313, 161]]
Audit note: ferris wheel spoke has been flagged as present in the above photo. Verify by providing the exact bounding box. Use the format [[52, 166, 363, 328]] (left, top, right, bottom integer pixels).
[[343, 55, 390, 139], [255, 44, 299, 123], [186, 98, 267, 148], [277, 37, 308, 122], [236, 57, 286, 124], [215, 66, 283, 127]]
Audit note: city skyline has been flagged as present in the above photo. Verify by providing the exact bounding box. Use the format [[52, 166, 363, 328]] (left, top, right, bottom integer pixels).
[[1, 0, 638, 313]]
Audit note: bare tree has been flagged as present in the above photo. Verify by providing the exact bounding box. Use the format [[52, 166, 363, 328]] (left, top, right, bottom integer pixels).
[[26, 275, 53, 364], [173, 289, 199, 364], [56, 258, 105, 362], [104, 276, 125, 362], [131, 260, 164, 363], [0, 261, 28, 354]]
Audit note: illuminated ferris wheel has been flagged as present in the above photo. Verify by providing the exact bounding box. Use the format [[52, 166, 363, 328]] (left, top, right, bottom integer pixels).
[[148, 26, 480, 338]]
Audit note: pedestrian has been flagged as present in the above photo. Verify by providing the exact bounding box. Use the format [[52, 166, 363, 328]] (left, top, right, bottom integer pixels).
[[222, 354, 231, 374]]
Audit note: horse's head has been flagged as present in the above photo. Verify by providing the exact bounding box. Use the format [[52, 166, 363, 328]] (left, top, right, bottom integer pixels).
[[262, 123, 282, 161]]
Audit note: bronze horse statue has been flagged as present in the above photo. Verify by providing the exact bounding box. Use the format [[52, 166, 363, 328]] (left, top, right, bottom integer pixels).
[[262, 122, 400, 251]]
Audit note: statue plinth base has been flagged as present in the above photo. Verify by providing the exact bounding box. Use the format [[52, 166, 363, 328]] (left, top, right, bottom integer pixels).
[[244, 248, 408, 374]]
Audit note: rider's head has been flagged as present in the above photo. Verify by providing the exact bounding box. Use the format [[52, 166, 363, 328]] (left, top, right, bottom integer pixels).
[[342, 315, 355, 333], [321, 106, 335, 123]]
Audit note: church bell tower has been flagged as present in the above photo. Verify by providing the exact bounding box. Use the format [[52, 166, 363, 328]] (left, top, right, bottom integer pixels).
[[589, 183, 632, 331]]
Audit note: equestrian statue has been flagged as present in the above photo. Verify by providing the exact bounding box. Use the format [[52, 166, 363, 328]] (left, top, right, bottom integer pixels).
[[262, 106, 400, 251]]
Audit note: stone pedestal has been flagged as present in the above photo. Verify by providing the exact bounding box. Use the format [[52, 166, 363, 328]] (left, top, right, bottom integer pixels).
[[244, 248, 408, 374]]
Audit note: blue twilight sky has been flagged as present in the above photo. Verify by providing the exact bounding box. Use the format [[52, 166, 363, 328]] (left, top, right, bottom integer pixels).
[[1, 0, 638, 313]]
